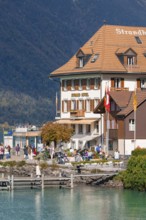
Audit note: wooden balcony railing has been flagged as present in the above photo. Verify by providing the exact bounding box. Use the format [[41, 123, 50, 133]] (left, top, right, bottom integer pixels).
[[70, 110, 85, 117], [110, 87, 129, 91]]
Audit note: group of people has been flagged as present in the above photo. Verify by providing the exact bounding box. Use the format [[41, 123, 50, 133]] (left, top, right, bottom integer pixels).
[[0, 145, 11, 159], [23, 145, 37, 159]]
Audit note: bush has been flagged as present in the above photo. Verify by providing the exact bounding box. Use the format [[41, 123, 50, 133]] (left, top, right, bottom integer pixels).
[[132, 148, 146, 156], [116, 155, 146, 191]]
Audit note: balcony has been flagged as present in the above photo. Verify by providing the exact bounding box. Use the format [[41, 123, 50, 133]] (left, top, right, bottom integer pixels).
[[109, 129, 118, 139], [124, 64, 140, 73], [70, 110, 85, 118], [110, 87, 129, 91]]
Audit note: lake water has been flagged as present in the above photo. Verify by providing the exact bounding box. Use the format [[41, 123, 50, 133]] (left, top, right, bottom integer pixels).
[[0, 186, 146, 220]]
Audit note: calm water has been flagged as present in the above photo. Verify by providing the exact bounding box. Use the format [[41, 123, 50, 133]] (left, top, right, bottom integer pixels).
[[0, 186, 146, 220]]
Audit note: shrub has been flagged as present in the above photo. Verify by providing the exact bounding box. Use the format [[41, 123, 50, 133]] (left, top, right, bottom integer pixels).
[[116, 155, 146, 191], [132, 148, 146, 157]]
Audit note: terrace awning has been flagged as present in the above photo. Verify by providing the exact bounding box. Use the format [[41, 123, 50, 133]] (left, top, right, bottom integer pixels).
[[55, 119, 98, 125]]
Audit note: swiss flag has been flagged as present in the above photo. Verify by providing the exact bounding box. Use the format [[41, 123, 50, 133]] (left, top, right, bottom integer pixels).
[[104, 86, 110, 112]]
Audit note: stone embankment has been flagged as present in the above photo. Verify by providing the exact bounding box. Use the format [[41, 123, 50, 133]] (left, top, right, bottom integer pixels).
[[0, 162, 124, 188]]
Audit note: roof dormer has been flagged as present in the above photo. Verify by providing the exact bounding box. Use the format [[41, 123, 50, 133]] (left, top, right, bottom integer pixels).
[[116, 48, 137, 66], [76, 48, 92, 68]]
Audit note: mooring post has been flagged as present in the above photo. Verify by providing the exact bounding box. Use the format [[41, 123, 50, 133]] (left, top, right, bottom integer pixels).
[[71, 174, 73, 188], [42, 174, 44, 189], [8, 175, 11, 190], [11, 175, 14, 190]]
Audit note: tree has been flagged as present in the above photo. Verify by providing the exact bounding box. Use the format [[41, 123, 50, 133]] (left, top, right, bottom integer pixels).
[[41, 122, 73, 147], [116, 148, 146, 191]]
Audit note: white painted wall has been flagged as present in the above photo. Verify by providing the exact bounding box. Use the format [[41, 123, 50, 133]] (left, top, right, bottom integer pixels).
[[4, 136, 13, 148]]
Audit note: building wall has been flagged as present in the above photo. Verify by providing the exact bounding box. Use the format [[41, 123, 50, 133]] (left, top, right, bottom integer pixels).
[[59, 71, 146, 151], [125, 101, 146, 140]]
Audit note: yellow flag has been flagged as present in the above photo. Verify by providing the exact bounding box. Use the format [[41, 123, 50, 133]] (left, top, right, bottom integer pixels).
[[133, 91, 137, 111]]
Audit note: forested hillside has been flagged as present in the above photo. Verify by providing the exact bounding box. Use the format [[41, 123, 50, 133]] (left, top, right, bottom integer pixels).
[[1, 0, 146, 125]]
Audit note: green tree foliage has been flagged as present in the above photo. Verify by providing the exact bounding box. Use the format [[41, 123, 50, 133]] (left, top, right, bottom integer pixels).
[[117, 150, 146, 191], [41, 122, 73, 146], [131, 147, 146, 156]]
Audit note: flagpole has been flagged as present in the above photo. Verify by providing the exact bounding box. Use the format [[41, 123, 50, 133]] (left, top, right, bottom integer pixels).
[[134, 108, 136, 149], [106, 110, 109, 155], [133, 90, 137, 150], [56, 92, 58, 116]]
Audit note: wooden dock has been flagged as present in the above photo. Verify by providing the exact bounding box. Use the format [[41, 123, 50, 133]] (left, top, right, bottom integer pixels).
[[0, 172, 117, 190]]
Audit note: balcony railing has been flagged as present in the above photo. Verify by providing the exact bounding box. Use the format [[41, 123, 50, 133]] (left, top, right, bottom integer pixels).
[[124, 64, 140, 73], [110, 87, 129, 91], [70, 110, 85, 117], [109, 129, 118, 139]]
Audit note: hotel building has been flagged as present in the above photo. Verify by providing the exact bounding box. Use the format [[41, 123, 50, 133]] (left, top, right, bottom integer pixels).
[[50, 24, 146, 155]]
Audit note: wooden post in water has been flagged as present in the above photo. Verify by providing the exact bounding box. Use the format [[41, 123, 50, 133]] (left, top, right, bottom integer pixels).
[[71, 174, 73, 188], [42, 174, 44, 189], [11, 175, 14, 190], [7, 175, 11, 190]]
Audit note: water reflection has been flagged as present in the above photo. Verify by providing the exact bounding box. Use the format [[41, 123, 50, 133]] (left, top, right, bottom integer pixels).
[[0, 187, 146, 220], [35, 192, 41, 220]]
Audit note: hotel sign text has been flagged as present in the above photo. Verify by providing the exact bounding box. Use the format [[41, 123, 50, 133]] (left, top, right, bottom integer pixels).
[[72, 93, 89, 97], [116, 28, 146, 36]]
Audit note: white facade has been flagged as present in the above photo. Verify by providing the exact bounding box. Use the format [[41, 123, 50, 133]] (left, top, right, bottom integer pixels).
[[57, 73, 139, 151]]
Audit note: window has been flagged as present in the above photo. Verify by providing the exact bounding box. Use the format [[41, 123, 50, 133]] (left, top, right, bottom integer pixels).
[[78, 124, 83, 134], [71, 100, 76, 110], [79, 57, 84, 68], [140, 79, 146, 89], [79, 100, 83, 110], [63, 80, 67, 91], [71, 124, 76, 134], [94, 99, 99, 108], [94, 78, 100, 89], [86, 124, 91, 134], [111, 101, 115, 111], [71, 141, 76, 149], [79, 79, 82, 90], [91, 54, 99, 63], [129, 119, 135, 131], [96, 122, 99, 134], [78, 141, 83, 149], [111, 120, 115, 129], [64, 100, 68, 112], [135, 36, 142, 44], [114, 78, 121, 88], [127, 56, 135, 66], [71, 80, 75, 90], [86, 99, 90, 112], [86, 79, 90, 90]]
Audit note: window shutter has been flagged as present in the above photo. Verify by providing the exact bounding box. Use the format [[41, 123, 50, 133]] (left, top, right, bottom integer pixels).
[[82, 79, 86, 90], [121, 78, 124, 88], [137, 79, 140, 88], [67, 80, 71, 91], [62, 80, 64, 91], [77, 100, 79, 109], [62, 101, 64, 112], [76, 58, 79, 68], [90, 78, 94, 90], [68, 100, 71, 111], [75, 79, 78, 90], [90, 99, 94, 112], [111, 78, 114, 87]]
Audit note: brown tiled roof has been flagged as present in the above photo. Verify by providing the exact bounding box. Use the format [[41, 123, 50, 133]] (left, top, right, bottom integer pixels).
[[50, 24, 146, 76], [110, 90, 146, 116], [117, 90, 146, 116], [94, 90, 146, 117], [110, 91, 132, 108]]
